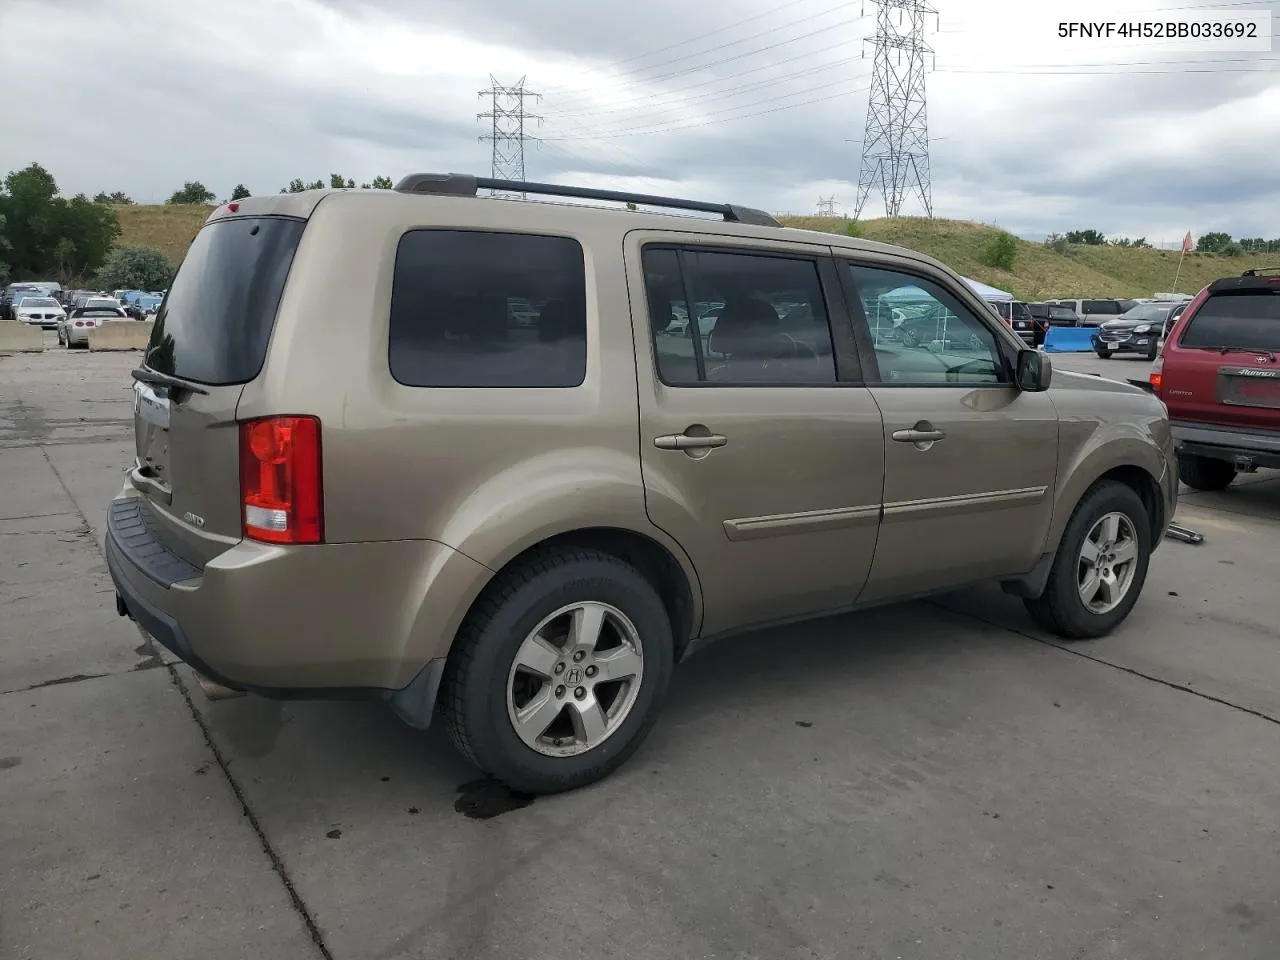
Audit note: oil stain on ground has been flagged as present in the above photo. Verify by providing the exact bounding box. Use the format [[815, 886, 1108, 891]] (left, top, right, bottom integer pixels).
[[453, 778, 534, 820]]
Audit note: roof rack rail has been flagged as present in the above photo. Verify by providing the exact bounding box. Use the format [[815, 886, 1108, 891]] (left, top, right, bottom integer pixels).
[[1241, 266, 1280, 278], [393, 172, 781, 228]]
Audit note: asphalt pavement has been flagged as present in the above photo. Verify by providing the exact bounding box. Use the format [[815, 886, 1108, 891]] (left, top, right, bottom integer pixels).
[[3, 336, 1278, 960]]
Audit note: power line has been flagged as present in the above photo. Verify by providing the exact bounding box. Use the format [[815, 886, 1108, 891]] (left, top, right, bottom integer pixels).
[[855, 0, 937, 219], [548, 14, 869, 111], [478, 76, 541, 187], [545, 76, 868, 139], [607, 0, 817, 67], [544, 60, 867, 127], [543, 85, 869, 140]]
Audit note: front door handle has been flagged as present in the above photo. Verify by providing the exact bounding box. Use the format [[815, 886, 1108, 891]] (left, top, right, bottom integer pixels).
[[891, 429, 946, 443], [654, 433, 728, 451]]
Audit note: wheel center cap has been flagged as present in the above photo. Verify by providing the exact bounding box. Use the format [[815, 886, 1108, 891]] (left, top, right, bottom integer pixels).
[[565, 665, 583, 686]]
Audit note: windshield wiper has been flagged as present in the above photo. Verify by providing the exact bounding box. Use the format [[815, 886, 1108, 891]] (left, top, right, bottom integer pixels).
[[130, 367, 209, 395], [1216, 347, 1277, 361]]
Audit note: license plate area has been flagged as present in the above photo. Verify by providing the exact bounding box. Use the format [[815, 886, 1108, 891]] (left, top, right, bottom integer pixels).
[[1218, 366, 1280, 409]]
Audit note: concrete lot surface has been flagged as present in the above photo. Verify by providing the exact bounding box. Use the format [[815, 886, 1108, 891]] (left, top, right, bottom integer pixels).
[[3, 337, 1278, 960]]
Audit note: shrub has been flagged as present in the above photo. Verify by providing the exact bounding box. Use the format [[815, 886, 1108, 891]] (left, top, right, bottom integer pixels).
[[844, 219, 864, 239], [981, 231, 1017, 270]]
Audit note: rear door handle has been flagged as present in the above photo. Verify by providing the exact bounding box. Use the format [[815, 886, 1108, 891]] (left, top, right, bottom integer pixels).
[[654, 433, 728, 451], [891, 429, 946, 443]]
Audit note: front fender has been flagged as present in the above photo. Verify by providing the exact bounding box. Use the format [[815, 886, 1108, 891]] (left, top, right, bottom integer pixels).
[[1048, 416, 1169, 550]]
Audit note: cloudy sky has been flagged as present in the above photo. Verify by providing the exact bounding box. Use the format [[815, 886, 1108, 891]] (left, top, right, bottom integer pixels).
[[1, 0, 1277, 242]]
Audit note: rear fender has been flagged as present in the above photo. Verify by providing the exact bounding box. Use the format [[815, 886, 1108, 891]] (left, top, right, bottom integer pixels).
[[401, 449, 703, 670]]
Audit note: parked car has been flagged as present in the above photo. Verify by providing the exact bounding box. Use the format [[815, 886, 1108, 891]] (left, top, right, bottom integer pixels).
[[1046, 304, 1082, 328], [1151, 267, 1280, 491], [2, 284, 44, 321], [105, 174, 1176, 794], [1049, 298, 1126, 327], [59, 305, 126, 347], [1092, 302, 1175, 360], [13, 296, 66, 329], [985, 300, 1040, 345]]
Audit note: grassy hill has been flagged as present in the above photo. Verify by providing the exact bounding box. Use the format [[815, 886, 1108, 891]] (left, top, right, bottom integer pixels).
[[115, 204, 1246, 301]]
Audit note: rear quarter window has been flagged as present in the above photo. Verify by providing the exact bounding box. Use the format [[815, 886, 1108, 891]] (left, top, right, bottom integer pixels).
[[1180, 292, 1280, 352], [388, 230, 587, 388], [145, 215, 305, 385]]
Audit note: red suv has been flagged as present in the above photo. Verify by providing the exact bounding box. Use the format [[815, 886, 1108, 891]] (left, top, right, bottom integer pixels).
[[1150, 268, 1280, 490]]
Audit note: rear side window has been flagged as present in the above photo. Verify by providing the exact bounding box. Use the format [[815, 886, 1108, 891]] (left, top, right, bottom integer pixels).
[[145, 216, 305, 385], [389, 230, 586, 388], [1180, 293, 1280, 351]]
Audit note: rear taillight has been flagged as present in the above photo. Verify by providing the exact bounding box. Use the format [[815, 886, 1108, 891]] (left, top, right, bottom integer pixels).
[[239, 416, 323, 544], [74, 320, 84, 327], [1149, 357, 1163, 396]]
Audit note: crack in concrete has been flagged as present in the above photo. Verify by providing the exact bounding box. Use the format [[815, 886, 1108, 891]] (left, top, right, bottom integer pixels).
[[930, 600, 1280, 728], [33, 438, 333, 958], [167, 667, 335, 960]]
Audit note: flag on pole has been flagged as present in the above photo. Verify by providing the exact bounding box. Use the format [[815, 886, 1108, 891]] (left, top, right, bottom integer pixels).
[[1182, 231, 1194, 253]]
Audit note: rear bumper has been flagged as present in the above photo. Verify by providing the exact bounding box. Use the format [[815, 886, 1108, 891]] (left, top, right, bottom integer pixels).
[[1171, 420, 1280, 470], [104, 491, 489, 726]]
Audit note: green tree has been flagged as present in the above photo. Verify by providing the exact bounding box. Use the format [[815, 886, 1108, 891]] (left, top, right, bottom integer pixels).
[[329, 173, 356, 189], [1196, 231, 1231, 254], [94, 191, 134, 204], [1110, 237, 1132, 247], [1064, 229, 1106, 245], [230, 184, 251, 200], [167, 181, 216, 204], [1222, 241, 1244, 257], [370, 175, 394, 189], [981, 231, 1017, 270], [0, 164, 119, 281], [95, 246, 175, 291], [0, 212, 10, 286]]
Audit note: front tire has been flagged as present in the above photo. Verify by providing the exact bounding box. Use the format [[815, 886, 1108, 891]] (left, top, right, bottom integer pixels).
[[1024, 481, 1151, 640], [440, 549, 674, 794], [1177, 454, 1236, 491], [1095, 346, 1112, 359]]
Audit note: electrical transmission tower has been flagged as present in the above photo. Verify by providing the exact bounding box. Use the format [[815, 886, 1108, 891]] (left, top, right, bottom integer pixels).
[[853, 0, 937, 220], [478, 76, 541, 185], [816, 196, 840, 217]]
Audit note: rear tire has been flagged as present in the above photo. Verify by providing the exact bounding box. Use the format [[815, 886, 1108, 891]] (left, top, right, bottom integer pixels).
[[440, 548, 674, 795], [1177, 454, 1236, 491], [1024, 480, 1151, 640]]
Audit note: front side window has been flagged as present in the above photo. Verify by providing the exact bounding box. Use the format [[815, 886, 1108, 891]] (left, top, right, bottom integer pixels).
[[847, 264, 1006, 385], [389, 230, 587, 388], [644, 247, 836, 385]]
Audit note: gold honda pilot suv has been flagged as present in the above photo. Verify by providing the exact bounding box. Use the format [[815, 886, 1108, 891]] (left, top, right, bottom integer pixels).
[[107, 174, 1177, 794]]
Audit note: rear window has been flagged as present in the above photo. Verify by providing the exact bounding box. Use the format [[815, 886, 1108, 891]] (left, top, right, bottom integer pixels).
[[145, 216, 305, 385], [1083, 299, 1122, 314], [388, 230, 587, 388], [81, 309, 122, 317], [1180, 292, 1280, 352]]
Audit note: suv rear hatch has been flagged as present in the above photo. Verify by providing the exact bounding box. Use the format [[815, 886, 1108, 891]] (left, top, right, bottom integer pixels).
[[129, 211, 306, 566], [1159, 273, 1280, 430]]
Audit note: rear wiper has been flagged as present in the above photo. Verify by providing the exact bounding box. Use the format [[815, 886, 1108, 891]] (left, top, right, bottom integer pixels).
[[1211, 347, 1277, 361], [130, 367, 210, 395]]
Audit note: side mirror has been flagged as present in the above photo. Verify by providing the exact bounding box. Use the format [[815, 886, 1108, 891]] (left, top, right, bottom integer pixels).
[[1016, 349, 1052, 392]]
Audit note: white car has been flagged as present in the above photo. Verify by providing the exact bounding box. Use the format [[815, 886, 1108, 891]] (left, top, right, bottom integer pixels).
[[14, 297, 67, 330], [59, 306, 127, 348]]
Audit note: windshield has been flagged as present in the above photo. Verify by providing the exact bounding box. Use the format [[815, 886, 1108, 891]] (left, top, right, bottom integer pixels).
[[19, 298, 59, 307], [1180, 292, 1280, 352]]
